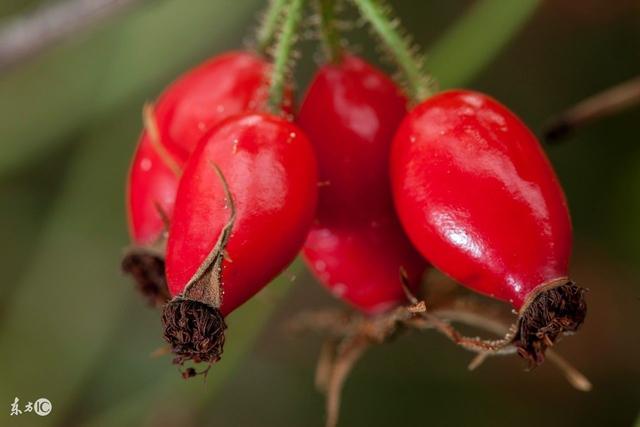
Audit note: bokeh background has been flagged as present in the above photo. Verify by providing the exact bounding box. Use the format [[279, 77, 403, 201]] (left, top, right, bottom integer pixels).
[[0, 0, 639, 426]]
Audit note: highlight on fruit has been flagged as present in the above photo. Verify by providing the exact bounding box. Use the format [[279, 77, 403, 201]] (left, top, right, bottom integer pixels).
[[111, 0, 608, 425]]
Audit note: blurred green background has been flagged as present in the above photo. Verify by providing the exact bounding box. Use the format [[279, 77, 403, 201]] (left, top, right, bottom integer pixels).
[[0, 0, 639, 426]]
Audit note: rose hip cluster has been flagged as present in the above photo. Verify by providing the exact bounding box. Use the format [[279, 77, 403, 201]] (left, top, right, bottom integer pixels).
[[124, 51, 317, 367], [123, 32, 585, 373]]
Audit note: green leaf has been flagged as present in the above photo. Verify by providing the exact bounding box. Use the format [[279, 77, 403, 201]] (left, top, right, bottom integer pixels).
[[83, 266, 299, 427], [0, 0, 261, 176], [427, 0, 540, 88], [0, 104, 139, 427]]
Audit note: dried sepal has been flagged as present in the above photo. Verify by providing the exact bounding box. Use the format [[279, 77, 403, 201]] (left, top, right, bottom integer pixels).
[[161, 164, 236, 372]]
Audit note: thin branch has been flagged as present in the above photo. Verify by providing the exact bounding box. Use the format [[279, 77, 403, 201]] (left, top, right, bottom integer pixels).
[[545, 350, 592, 392], [324, 336, 369, 427], [543, 75, 640, 142], [0, 0, 143, 72], [315, 338, 338, 392]]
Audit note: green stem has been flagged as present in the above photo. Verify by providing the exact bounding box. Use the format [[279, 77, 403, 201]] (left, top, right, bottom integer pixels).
[[267, 0, 306, 113], [352, 0, 432, 102], [317, 0, 343, 63], [256, 0, 288, 54]]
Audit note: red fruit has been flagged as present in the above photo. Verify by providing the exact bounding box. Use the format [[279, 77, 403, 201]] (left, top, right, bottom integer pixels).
[[123, 51, 282, 305], [303, 220, 425, 314], [391, 89, 586, 364], [298, 55, 427, 314], [162, 113, 317, 364], [127, 51, 278, 246]]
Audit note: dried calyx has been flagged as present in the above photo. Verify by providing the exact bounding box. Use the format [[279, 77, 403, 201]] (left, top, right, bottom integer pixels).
[[514, 281, 587, 366], [121, 246, 170, 307], [161, 164, 235, 371], [161, 249, 227, 366], [162, 297, 227, 366]]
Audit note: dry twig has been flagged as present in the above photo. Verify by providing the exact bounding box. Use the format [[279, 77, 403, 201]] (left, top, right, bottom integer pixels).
[[544, 75, 640, 142], [0, 0, 142, 71], [290, 288, 591, 427]]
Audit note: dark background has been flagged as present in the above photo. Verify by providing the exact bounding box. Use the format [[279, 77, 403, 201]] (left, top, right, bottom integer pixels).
[[0, 0, 638, 426]]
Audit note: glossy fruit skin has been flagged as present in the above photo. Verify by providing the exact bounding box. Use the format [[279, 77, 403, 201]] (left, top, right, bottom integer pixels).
[[165, 113, 317, 316], [391, 90, 572, 309], [304, 219, 425, 314], [298, 55, 426, 314], [127, 51, 275, 246], [127, 135, 180, 246]]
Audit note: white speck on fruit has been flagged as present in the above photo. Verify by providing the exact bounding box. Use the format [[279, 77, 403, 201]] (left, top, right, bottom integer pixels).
[[315, 260, 326, 272], [140, 158, 152, 171], [216, 105, 225, 113], [197, 121, 207, 131], [332, 283, 347, 297]]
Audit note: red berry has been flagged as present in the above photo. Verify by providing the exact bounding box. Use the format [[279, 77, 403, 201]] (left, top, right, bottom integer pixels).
[[127, 51, 277, 246], [298, 55, 427, 314], [163, 113, 317, 364], [303, 220, 425, 314], [391, 89, 586, 364], [124, 51, 285, 305], [126, 123, 180, 247]]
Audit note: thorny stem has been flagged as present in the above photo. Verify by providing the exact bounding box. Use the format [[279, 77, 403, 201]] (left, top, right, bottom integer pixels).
[[256, 0, 288, 54], [267, 0, 306, 114], [352, 0, 432, 102], [316, 0, 343, 63]]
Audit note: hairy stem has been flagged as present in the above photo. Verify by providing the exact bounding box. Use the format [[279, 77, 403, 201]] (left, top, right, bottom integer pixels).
[[317, 0, 343, 63], [256, 0, 288, 54], [352, 0, 432, 102], [267, 0, 306, 113]]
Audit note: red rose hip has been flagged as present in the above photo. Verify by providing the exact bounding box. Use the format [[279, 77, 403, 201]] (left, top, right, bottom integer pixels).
[[123, 51, 280, 305], [163, 113, 317, 364], [122, 115, 178, 305], [303, 219, 425, 314], [391, 90, 586, 364], [298, 55, 427, 314]]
